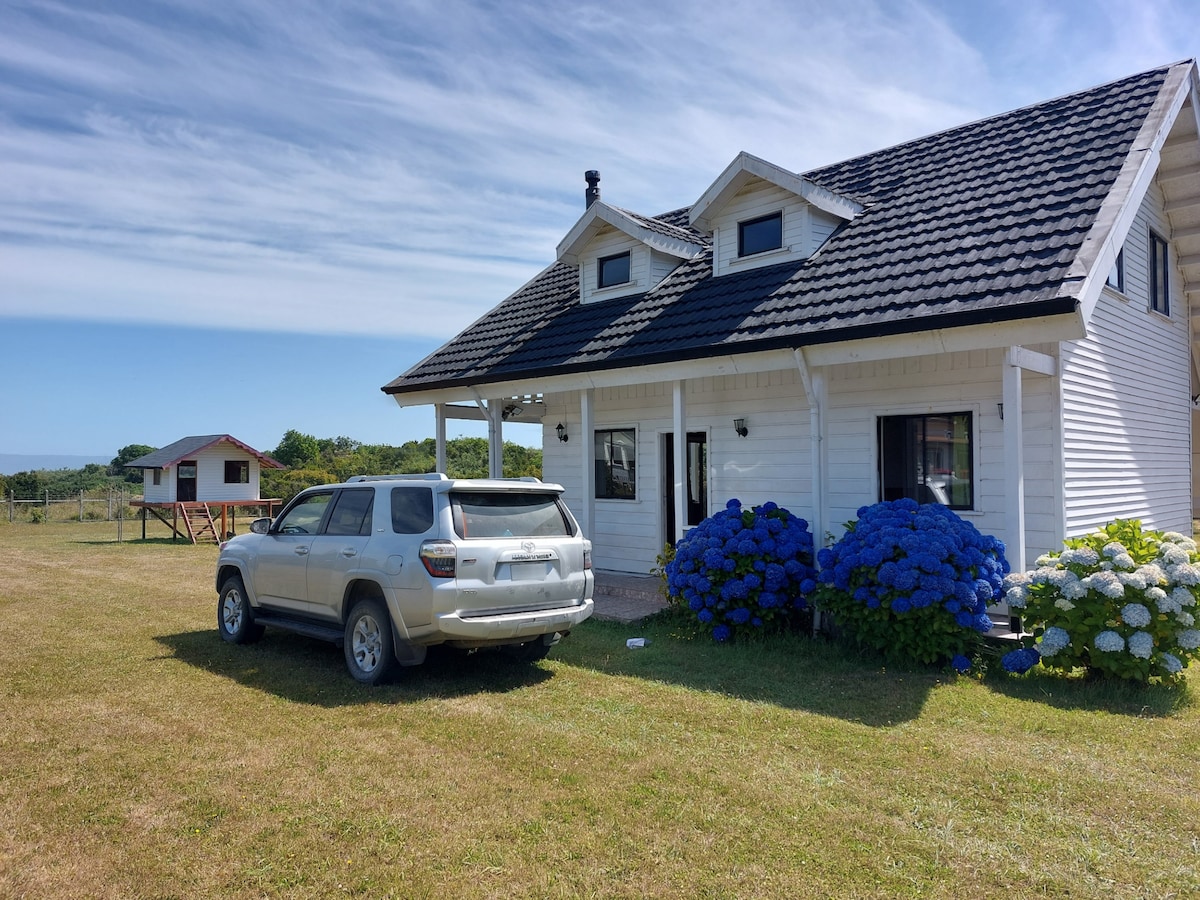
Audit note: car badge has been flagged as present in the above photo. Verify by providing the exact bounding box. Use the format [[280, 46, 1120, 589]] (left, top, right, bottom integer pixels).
[[521, 541, 536, 553]]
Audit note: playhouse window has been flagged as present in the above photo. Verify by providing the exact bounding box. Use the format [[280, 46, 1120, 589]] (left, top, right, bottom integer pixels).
[[224, 460, 249, 484], [878, 412, 973, 510], [152, 469, 161, 486], [595, 428, 636, 500]]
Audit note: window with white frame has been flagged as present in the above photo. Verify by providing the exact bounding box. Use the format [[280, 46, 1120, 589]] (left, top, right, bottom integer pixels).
[[737, 211, 783, 257], [1150, 230, 1170, 315], [1106, 246, 1125, 292], [594, 428, 636, 500], [878, 412, 974, 510], [597, 251, 631, 289]]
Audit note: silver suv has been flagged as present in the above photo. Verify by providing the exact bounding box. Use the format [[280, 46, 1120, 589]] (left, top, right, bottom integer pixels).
[[215, 474, 594, 684]]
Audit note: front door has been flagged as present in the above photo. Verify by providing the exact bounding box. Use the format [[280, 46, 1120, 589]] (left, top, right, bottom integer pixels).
[[177, 461, 197, 502], [663, 431, 708, 546]]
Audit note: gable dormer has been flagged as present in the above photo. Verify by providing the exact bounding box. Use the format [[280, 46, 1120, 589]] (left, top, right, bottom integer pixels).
[[557, 200, 706, 304], [690, 151, 863, 277]]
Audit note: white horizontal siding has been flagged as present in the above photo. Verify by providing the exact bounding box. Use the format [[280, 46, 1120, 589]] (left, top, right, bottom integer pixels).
[[578, 227, 648, 304], [542, 348, 1065, 572], [1060, 186, 1191, 536]]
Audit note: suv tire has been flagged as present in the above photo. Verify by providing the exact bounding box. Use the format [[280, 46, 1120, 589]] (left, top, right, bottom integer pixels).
[[344, 599, 395, 685], [217, 575, 264, 644]]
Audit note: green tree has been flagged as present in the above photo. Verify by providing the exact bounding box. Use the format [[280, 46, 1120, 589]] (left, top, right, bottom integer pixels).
[[109, 444, 156, 484], [273, 430, 320, 467]]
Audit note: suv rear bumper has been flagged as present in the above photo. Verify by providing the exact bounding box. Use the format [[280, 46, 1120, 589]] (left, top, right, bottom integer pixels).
[[433, 599, 594, 642]]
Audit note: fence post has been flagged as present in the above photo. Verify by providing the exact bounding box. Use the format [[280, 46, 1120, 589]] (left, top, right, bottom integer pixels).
[[79, 490, 84, 522], [7, 491, 12, 523], [108, 488, 113, 521], [117, 487, 124, 543], [45, 489, 50, 519]]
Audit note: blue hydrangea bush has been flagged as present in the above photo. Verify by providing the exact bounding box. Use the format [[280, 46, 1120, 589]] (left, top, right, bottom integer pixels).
[[814, 499, 1009, 666], [665, 499, 817, 642], [1001, 520, 1200, 681]]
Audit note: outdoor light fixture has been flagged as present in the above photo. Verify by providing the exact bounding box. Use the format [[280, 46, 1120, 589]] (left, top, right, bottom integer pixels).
[[556, 422, 569, 442], [501, 403, 524, 420], [734, 418, 748, 437]]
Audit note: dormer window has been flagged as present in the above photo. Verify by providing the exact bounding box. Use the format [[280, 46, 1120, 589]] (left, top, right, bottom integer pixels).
[[738, 212, 783, 257], [598, 251, 631, 289]]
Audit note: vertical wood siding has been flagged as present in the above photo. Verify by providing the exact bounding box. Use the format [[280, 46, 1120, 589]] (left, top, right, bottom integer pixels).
[[1060, 184, 1191, 536]]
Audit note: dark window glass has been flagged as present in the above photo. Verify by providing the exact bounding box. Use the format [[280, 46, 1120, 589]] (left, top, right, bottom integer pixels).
[[391, 488, 435, 534], [325, 489, 374, 536], [450, 491, 573, 538], [1150, 231, 1170, 315], [595, 428, 636, 500], [1106, 247, 1124, 292], [878, 413, 973, 510], [598, 251, 631, 289], [274, 492, 333, 535], [738, 212, 783, 257], [152, 468, 161, 486], [224, 460, 249, 484]]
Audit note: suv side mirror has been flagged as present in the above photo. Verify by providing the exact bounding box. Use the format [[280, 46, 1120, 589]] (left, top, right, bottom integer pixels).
[[249, 517, 272, 535]]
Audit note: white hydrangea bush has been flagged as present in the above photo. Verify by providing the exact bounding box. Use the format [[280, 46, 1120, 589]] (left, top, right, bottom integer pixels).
[[1002, 520, 1200, 681]]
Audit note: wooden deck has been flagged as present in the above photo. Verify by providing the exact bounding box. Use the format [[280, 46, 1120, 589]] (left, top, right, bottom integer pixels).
[[130, 500, 281, 544]]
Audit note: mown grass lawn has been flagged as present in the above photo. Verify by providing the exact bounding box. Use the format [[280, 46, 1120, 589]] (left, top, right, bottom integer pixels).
[[1, 521, 1197, 899]]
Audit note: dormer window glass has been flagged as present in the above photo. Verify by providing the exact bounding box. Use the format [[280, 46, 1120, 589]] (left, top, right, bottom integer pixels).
[[738, 211, 783, 257], [597, 251, 631, 289]]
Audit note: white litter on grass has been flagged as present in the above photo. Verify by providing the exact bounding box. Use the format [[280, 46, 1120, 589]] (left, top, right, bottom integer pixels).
[[626, 638, 649, 649]]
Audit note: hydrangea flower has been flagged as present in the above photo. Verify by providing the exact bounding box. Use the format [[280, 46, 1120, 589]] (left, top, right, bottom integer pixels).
[[1120, 603, 1152, 628], [1127, 630, 1154, 660], [814, 499, 1008, 665], [1001, 647, 1041, 674], [1094, 630, 1125, 653], [665, 499, 816, 642], [1160, 653, 1184, 674], [1038, 626, 1070, 658], [950, 654, 972, 673]]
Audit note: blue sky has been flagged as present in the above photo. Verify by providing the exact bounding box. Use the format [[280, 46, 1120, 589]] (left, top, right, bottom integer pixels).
[[2, 0, 1197, 467]]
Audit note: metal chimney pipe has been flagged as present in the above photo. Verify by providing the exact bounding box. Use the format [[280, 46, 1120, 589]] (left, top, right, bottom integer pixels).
[[585, 170, 600, 208]]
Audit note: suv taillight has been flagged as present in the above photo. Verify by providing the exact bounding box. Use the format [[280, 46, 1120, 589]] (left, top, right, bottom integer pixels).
[[584, 543, 592, 571], [420, 540, 457, 578]]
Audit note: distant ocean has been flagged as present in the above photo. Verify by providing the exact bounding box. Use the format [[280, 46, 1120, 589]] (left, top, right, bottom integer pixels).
[[0, 454, 109, 475]]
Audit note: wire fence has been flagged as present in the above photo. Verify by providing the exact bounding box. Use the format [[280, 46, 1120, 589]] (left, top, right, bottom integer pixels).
[[6, 488, 139, 524]]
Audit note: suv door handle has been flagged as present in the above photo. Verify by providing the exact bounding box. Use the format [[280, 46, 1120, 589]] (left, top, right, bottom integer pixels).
[[341, 548, 358, 558], [294, 547, 309, 556]]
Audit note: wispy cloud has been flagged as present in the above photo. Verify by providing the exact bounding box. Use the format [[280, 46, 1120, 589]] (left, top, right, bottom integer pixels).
[[2, 0, 1196, 338]]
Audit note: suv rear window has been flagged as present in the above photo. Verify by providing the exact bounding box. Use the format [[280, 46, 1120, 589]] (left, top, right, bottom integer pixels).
[[450, 491, 574, 538]]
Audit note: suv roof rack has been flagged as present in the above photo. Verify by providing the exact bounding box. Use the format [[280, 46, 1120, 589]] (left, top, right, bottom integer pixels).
[[345, 473, 450, 483]]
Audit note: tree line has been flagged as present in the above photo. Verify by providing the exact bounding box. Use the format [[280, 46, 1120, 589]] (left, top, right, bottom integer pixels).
[[1, 433, 543, 506]]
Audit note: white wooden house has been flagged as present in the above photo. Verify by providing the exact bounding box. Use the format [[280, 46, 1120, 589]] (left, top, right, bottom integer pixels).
[[383, 61, 1200, 579], [126, 435, 282, 543]]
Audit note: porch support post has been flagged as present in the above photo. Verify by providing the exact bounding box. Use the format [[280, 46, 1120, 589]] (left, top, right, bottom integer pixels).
[[580, 389, 596, 540], [1002, 348, 1027, 573], [794, 349, 826, 551], [672, 380, 687, 544], [471, 391, 503, 479], [434, 404, 448, 474]]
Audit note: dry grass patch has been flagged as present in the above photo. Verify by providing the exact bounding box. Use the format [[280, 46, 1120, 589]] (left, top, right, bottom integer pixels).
[[1, 521, 1198, 898]]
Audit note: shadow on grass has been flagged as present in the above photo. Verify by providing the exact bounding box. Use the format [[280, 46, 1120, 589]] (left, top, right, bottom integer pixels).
[[981, 663, 1194, 717], [155, 629, 554, 707], [556, 613, 941, 727]]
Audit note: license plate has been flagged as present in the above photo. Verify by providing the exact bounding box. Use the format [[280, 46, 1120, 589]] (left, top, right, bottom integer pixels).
[[510, 562, 545, 581]]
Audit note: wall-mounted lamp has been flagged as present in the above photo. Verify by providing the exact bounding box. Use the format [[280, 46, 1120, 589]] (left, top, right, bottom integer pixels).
[[997, 403, 1004, 421], [502, 403, 524, 420], [555, 422, 569, 442], [733, 418, 749, 437]]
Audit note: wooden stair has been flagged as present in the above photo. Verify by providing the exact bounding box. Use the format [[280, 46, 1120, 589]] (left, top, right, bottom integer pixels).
[[180, 503, 221, 545]]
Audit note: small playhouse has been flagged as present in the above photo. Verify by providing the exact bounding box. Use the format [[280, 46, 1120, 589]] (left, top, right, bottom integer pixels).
[[125, 434, 283, 543]]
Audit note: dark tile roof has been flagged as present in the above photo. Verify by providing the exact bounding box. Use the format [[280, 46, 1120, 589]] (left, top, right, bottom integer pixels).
[[385, 64, 1177, 395], [125, 435, 283, 469]]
